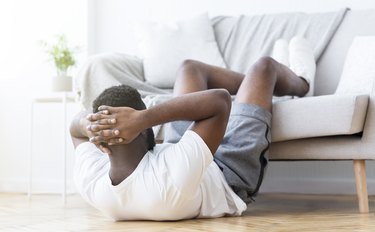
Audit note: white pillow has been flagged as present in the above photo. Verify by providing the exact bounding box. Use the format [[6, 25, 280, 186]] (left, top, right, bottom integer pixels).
[[134, 13, 226, 88], [335, 36, 375, 95]]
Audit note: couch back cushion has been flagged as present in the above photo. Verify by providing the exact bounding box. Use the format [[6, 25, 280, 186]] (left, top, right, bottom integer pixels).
[[335, 36, 375, 95], [135, 13, 226, 88], [315, 9, 375, 95]]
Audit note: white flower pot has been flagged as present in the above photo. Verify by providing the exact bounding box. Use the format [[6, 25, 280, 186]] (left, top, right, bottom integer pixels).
[[51, 75, 72, 92]]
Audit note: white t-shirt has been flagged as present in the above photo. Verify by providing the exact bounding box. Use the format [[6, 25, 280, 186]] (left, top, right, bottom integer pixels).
[[74, 130, 247, 221]]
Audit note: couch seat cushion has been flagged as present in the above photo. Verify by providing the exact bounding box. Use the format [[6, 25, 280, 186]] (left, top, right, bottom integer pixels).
[[271, 94, 369, 142]]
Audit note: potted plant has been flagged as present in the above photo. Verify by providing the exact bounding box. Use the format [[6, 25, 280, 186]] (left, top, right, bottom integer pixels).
[[41, 35, 77, 92]]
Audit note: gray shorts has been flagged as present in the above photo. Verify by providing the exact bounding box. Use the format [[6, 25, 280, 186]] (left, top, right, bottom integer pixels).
[[164, 103, 272, 204]]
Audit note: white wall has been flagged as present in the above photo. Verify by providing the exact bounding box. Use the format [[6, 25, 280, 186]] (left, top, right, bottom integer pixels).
[[0, 0, 87, 193], [88, 0, 375, 195], [0, 0, 87, 95]]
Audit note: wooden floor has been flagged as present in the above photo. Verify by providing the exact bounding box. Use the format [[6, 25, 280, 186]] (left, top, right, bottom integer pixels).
[[0, 193, 374, 231]]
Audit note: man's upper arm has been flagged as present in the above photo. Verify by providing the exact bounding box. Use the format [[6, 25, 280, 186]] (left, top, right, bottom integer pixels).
[[190, 113, 228, 155]]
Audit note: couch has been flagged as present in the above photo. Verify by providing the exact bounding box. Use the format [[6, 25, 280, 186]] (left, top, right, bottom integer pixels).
[[76, 9, 375, 213], [270, 9, 375, 213]]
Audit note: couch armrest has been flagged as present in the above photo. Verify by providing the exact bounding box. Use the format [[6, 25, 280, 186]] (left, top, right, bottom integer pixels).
[[272, 94, 369, 142], [360, 81, 375, 156]]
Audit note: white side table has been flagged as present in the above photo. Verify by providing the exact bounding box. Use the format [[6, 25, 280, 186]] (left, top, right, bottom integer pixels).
[[29, 92, 76, 204]]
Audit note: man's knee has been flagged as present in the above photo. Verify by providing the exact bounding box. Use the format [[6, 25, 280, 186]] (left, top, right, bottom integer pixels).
[[176, 59, 207, 84], [178, 59, 202, 73], [248, 56, 277, 78]]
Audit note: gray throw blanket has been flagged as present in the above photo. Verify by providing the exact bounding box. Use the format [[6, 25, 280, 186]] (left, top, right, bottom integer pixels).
[[74, 53, 170, 110], [212, 8, 348, 73], [75, 8, 348, 110]]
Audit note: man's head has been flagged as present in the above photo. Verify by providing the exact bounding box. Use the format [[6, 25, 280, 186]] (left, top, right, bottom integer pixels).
[[92, 84, 155, 150]]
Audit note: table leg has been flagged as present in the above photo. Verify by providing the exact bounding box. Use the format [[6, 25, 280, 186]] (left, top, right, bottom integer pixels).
[[62, 92, 67, 205], [28, 101, 34, 201]]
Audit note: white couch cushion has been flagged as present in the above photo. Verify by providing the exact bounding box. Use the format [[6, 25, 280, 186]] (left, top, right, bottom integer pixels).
[[335, 36, 375, 95], [134, 13, 226, 88], [271, 94, 369, 142]]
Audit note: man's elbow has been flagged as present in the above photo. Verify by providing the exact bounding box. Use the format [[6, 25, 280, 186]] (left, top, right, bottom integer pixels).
[[70, 111, 86, 138], [69, 118, 79, 138], [214, 89, 232, 115]]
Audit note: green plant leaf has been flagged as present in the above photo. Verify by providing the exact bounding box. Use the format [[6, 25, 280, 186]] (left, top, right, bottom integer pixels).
[[40, 34, 78, 76]]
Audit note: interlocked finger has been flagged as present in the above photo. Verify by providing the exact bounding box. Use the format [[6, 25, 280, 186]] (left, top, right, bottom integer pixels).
[[86, 112, 111, 122], [107, 137, 124, 145], [87, 124, 113, 132], [89, 130, 120, 143], [90, 136, 107, 143], [98, 129, 119, 137], [96, 118, 116, 125], [98, 105, 118, 113]]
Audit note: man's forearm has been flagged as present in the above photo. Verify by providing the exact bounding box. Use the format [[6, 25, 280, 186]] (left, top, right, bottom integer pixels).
[[140, 89, 231, 130]]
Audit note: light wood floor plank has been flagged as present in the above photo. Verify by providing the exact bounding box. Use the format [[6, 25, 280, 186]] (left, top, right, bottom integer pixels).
[[0, 193, 374, 231]]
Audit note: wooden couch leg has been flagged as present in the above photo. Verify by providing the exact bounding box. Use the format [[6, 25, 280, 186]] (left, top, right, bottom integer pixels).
[[353, 160, 369, 213]]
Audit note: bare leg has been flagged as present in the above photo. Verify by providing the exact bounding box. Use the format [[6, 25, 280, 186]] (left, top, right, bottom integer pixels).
[[173, 57, 308, 112], [172, 58, 308, 201], [235, 57, 308, 112], [173, 60, 244, 95]]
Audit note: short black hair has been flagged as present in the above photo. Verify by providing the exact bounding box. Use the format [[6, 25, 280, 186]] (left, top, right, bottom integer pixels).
[[92, 84, 155, 150]]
